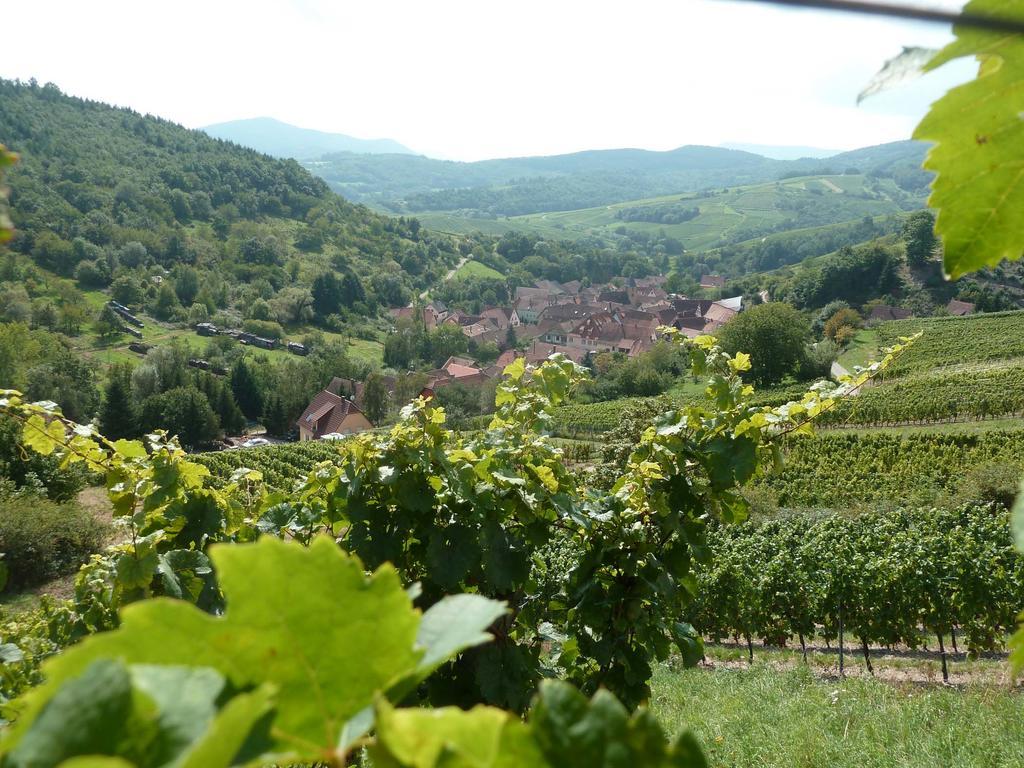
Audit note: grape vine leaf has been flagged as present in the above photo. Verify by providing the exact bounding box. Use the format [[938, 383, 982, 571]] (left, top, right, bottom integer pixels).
[[4, 659, 275, 768], [914, 0, 1024, 279], [371, 680, 707, 768], [372, 700, 543, 767], [0, 536, 505, 765], [857, 46, 938, 104], [1010, 477, 1024, 673]]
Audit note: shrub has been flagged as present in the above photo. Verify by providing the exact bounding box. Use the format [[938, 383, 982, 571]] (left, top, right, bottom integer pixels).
[[811, 300, 850, 337], [834, 325, 858, 346], [0, 416, 89, 502], [717, 302, 811, 385], [955, 462, 1021, 508], [241, 318, 284, 339], [824, 308, 862, 342], [0, 489, 108, 591], [798, 339, 838, 380]]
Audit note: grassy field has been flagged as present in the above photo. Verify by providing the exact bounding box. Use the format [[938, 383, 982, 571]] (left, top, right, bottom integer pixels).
[[836, 327, 882, 371], [48, 273, 388, 376], [652, 663, 1024, 768], [452, 259, 504, 281], [417, 173, 915, 252]]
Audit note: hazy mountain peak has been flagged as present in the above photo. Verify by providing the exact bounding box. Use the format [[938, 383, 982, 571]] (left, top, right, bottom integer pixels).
[[719, 142, 842, 160], [202, 116, 415, 160]]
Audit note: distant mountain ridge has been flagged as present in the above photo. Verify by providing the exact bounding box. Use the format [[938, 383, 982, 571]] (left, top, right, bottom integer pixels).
[[719, 142, 841, 160], [203, 117, 414, 159], [305, 139, 930, 216]]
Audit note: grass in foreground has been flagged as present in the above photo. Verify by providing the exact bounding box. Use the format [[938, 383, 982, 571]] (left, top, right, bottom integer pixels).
[[652, 663, 1024, 768]]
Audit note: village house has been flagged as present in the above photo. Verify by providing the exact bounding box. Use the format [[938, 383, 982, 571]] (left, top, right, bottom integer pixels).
[[947, 299, 976, 316], [700, 274, 726, 289], [868, 305, 914, 322], [479, 306, 519, 329], [533, 279, 566, 295], [702, 302, 738, 332], [494, 349, 519, 368], [296, 390, 373, 441], [425, 356, 494, 389], [560, 280, 582, 295], [627, 283, 668, 305], [325, 375, 397, 411], [597, 288, 630, 306], [525, 340, 589, 365], [566, 311, 653, 356], [423, 301, 450, 330], [516, 288, 565, 325]]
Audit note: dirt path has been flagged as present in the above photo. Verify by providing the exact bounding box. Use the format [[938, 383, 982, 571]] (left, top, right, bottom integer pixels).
[[703, 640, 1015, 687], [420, 255, 469, 300], [831, 360, 851, 379]]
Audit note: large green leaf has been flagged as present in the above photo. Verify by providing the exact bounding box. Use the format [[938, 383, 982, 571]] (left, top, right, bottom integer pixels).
[[1, 536, 503, 765], [5, 658, 274, 768], [372, 701, 542, 768], [915, 0, 1024, 279], [6, 659, 135, 768], [371, 680, 707, 768]]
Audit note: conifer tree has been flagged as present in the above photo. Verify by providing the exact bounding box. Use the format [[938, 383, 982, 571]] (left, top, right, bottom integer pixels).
[[230, 359, 263, 421], [99, 363, 139, 439]]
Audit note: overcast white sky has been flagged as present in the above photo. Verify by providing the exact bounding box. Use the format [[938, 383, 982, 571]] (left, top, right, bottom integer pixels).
[[3, 0, 974, 161]]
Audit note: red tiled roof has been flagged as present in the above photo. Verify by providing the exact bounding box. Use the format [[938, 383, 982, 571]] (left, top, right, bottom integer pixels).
[[296, 390, 367, 436], [526, 341, 588, 364], [446, 363, 484, 379], [443, 356, 478, 370], [704, 303, 738, 324], [495, 349, 519, 368]]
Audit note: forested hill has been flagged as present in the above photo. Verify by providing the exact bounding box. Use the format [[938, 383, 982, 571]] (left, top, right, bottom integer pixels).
[[306, 140, 930, 215], [0, 78, 463, 309]]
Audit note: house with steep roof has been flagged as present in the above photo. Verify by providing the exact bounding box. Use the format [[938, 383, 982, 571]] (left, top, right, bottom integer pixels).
[[597, 289, 630, 306], [617, 308, 660, 342], [567, 312, 650, 356], [533, 279, 566, 294], [537, 303, 605, 325], [480, 306, 518, 330], [442, 356, 478, 370], [628, 285, 668, 305], [423, 301, 450, 330], [525, 340, 589, 365], [297, 390, 373, 441], [561, 280, 582, 295], [670, 298, 714, 319], [444, 311, 484, 328], [426, 357, 494, 389], [868, 305, 914, 322], [676, 316, 708, 334], [515, 293, 559, 324], [947, 299, 976, 316], [494, 349, 520, 369], [700, 274, 726, 289], [702, 302, 738, 332]]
